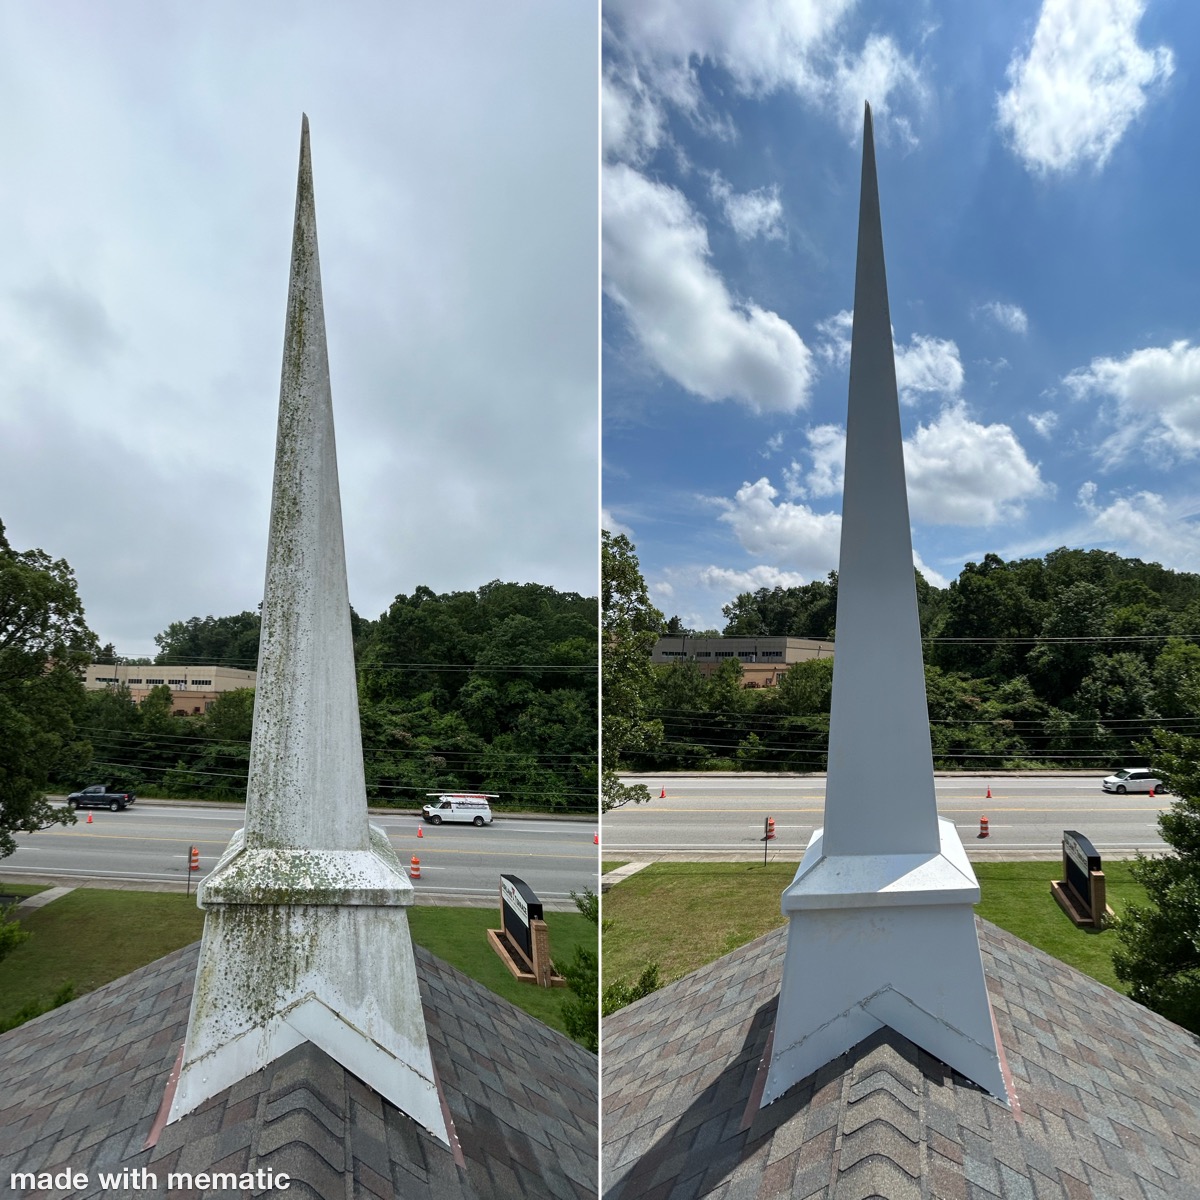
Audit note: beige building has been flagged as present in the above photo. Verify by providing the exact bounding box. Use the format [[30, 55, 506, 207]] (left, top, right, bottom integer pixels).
[[651, 635, 834, 687], [83, 664, 257, 715]]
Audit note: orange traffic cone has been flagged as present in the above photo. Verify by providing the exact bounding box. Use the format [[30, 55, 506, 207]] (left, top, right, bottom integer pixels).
[[417, 826, 423, 837], [660, 787, 666, 798], [986, 786, 992, 800], [410, 855, 421, 879], [86, 812, 93, 824], [1149, 786, 1155, 797], [593, 830, 599, 845], [978, 816, 989, 838]]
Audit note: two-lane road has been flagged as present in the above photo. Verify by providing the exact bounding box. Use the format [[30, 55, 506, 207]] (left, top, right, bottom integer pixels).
[[605, 774, 1171, 861], [0, 802, 599, 910]]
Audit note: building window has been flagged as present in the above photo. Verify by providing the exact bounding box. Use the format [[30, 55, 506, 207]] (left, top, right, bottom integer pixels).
[[715, 651, 734, 657], [127, 678, 142, 684], [192, 679, 212, 687], [168, 679, 186, 686], [145, 678, 164, 684]]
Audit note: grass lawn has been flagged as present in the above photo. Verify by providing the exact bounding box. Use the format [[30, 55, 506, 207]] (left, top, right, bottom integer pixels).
[[973, 860, 1146, 993], [0, 890, 596, 1041], [408, 907, 595, 1036], [0, 884, 47, 903], [602, 860, 1150, 998]]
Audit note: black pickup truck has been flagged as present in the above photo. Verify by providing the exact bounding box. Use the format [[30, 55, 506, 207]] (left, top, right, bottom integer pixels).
[[67, 785, 137, 812]]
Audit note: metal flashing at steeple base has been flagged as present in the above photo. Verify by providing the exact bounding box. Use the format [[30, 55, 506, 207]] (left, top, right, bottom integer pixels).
[[168, 830, 447, 1142], [763, 818, 1008, 1107]]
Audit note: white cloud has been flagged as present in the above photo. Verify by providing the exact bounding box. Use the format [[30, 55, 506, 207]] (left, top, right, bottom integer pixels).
[[1077, 483, 1200, 572], [912, 550, 949, 589], [829, 34, 927, 143], [785, 424, 846, 499], [649, 562, 812, 632], [904, 405, 1048, 525], [602, 66, 667, 164], [815, 309, 855, 366], [709, 173, 785, 241], [695, 563, 810, 593], [815, 309, 962, 404], [1064, 339, 1200, 458], [1028, 410, 1059, 438], [603, 162, 814, 412], [895, 334, 965, 405], [601, 508, 636, 539], [717, 477, 843, 574], [979, 301, 1029, 334], [606, 0, 855, 98], [605, 1, 925, 143], [774, 405, 1044, 525], [996, 0, 1174, 175]]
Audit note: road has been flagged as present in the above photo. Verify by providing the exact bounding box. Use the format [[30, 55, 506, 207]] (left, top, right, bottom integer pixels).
[[0, 802, 599, 911], [604, 774, 1171, 862]]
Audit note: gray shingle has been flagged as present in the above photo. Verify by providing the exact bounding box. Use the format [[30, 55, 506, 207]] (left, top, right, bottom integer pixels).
[[0, 941, 597, 1199], [602, 919, 1200, 1199]]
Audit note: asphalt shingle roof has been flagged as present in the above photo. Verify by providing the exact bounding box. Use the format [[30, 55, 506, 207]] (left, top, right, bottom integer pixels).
[[0, 941, 597, 1199], [602, 918, 1200, 1200]]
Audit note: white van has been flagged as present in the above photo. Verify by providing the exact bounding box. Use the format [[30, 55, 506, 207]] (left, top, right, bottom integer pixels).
[[422, 793, 497, 826]]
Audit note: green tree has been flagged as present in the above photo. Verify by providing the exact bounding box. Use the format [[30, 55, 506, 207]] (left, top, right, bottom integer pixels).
[[0, 906, 31, 965], [721, 574, 838, 638], [1153, 639, 1200, 719], [559, 888, 599, 1052], [1112, 730, 1200, 1032], [0, 520, 96, 858], [602, 962, 661, 1016], [769, 657, 834, 716], [1027, 580, 1111, 705], [602, 532, 663, 811], [154, 611, 261, 666]]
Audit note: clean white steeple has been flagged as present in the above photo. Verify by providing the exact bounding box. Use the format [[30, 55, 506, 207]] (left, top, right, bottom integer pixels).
[[762, 104, 1009, 1109]]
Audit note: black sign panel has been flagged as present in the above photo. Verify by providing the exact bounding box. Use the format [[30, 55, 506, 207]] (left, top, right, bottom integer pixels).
[[501, 873, 543, 963], [1063, 830, 1101, 909]]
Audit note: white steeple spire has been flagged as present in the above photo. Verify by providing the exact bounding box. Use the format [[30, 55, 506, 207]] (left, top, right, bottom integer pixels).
[[168, 117, 448, 1143], [762, 104, 1009, 1109], [243, 112, 369, 855]]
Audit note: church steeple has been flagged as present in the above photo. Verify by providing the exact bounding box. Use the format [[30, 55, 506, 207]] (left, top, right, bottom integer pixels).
[[762, 104, 1009, 1109], [168, 118, 449, 1145]]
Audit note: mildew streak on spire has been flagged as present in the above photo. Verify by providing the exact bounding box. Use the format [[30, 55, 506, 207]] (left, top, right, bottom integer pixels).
[[244, 112, 368, 853]]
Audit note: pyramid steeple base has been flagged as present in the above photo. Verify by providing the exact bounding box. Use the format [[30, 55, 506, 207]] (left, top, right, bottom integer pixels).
[[168, 826, 448, 1144], [763, 818, 1009, 1107]]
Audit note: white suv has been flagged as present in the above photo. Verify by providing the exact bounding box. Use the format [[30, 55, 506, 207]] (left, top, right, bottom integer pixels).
[[421, 793, 497, 826]]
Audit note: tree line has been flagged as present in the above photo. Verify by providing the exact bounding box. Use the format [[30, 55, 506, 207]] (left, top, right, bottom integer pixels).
[[632, 546, 1200, 774], [84, 582, 598, 812], [0, 518, 597, 835]]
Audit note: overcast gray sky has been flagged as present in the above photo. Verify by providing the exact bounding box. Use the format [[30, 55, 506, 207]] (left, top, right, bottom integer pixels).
[[0, 2, 598, 657]]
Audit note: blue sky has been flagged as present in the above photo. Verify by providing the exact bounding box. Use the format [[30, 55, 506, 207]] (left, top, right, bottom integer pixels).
[[602, 0, 1200, 631]]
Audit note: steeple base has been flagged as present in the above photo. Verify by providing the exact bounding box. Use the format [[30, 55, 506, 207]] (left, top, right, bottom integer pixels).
[[167, 827, 448, 1144], [763, 818, 1009, 1108]]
